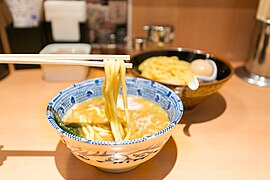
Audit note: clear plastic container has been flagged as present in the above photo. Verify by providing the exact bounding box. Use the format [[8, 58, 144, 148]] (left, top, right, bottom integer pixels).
[[40, 43, 91, 81]]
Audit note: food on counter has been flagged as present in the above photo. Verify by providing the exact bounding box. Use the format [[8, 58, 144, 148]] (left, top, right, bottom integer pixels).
[[138, 56, 215, 85], [56, 58, 169, 141], [61, 96, 169, 141], [138, 56, 195, 85], [190, 59, 214, 77]]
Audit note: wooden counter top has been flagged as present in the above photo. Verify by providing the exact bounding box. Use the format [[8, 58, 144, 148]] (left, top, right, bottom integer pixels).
[[0, 65, 270, 179]]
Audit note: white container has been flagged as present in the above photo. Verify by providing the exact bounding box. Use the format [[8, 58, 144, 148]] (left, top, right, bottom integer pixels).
[[40, 43, 91, 81], [44, 1, 87, 41], [5, 0, 43, 28]]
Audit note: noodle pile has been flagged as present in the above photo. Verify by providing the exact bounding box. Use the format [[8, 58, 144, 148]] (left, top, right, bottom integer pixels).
[[102, 59, 131, 141], [138, 56, 195, 85]]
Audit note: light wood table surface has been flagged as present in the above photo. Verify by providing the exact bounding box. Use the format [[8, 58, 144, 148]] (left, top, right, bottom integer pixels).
[[0, 64, 270, 180]]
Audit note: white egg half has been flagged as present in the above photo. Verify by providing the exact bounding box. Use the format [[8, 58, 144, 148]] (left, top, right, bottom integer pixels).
[[190, 59, 214, 76]]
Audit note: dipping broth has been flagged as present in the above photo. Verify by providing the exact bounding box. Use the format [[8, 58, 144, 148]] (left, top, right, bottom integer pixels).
[[62, 95, 170, 141]]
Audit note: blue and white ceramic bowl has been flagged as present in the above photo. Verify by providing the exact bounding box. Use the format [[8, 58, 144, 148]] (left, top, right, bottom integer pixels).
[[46, 77, 184, 173]]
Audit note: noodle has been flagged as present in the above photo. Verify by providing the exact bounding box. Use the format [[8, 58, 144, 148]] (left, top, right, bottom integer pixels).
[[62, 58, 169, 141], [62, 96, 169, 141], [101, 58, 131, 141], [138, 56, 195, 85]]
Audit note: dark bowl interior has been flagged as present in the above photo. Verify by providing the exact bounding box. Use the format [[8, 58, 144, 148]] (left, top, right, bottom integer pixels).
[[130, 48, 234, 109]]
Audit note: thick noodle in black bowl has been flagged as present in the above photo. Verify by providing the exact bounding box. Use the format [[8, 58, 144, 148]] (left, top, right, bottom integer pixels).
[[130, 48, 234, 109]]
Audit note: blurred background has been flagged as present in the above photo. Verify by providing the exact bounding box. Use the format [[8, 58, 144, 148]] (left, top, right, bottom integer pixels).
[[0, 0, 260, 67]]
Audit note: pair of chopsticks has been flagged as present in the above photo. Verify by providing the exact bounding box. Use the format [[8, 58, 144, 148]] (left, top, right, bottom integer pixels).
[[0, 54, 132, 68]]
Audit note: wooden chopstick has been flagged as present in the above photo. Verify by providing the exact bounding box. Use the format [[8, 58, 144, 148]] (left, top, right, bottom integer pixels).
[[0, 54, 130, 61], [0, 57, 133, 68]]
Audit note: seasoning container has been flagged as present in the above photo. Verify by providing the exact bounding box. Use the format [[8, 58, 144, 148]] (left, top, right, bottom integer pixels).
[[131, 37, 147, 55], [143, 25, 174, 49]]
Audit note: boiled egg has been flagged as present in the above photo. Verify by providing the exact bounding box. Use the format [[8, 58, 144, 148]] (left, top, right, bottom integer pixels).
[[190, 59, 214, 77]]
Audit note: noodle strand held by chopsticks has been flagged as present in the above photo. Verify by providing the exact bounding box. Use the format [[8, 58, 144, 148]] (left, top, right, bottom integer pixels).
[[120, 60, 131, 140], [102, 58, 131, 141]]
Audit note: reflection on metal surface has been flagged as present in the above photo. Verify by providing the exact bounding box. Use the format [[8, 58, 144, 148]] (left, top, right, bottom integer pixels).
[[245, 20, 270, 79], [235, 66, 270, 86]]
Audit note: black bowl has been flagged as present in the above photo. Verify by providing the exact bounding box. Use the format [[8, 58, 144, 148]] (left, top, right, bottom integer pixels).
[[130, 48, 234, 109]]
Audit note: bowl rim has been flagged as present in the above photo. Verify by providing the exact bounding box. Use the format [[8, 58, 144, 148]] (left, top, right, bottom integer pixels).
[[130, 48, 234, 87], [46, 77, 184, 146]]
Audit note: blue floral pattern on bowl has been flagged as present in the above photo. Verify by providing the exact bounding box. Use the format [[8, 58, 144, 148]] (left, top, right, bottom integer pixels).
[[46, 77, 184, 172]]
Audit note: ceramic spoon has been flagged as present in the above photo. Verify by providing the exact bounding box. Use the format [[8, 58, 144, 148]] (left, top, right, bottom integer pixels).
[[188, 76, 200, 90], [188, 60, 217, 90], [195, 59, 217, 82]]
